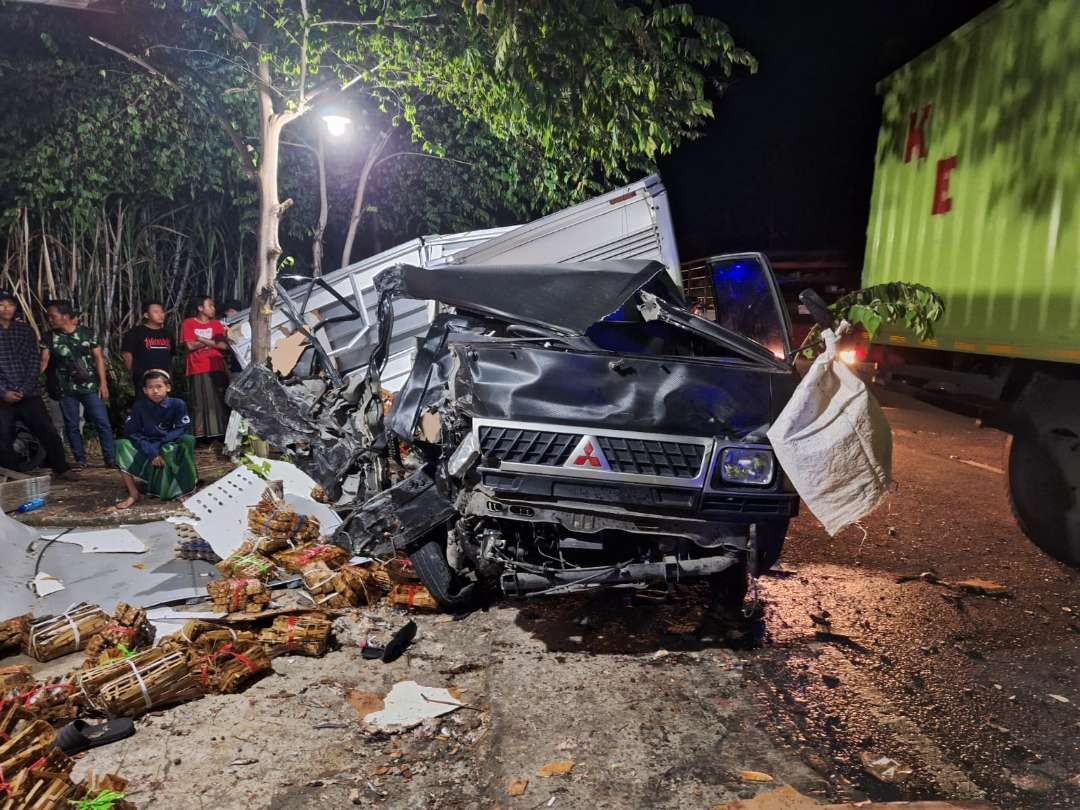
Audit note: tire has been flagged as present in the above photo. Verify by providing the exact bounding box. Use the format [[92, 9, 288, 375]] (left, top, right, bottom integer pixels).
[[754, 520, 789, 574], [1005, 433, 1080, 567], [12, 422, 47, 472], [409, 536, 481, 611]]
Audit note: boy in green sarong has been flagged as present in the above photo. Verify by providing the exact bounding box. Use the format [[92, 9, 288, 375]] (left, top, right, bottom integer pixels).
[[114, 370, 197, 510]]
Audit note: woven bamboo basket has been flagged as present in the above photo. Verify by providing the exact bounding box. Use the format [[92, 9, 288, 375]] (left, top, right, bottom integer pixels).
[[300, 561, 359, 609], [272, 542, 349, 574], [78, 648, 202, 718], [0, 706, 56, 787], [258, 614, 332, 657], [388, 583, 440, 612], [25, 604, 109, 662], [0, 745, 77, 810], [215, 542, 278, 581], [247, 501, 321, 546], [0, 665, 33, 694], [339, 564, 389, 605], [163, 620, 256, 653], [207, 578, 272, 614], [191, 641, 272, 694], [0, 614, 31, 656], [81, 603, 156, 669]]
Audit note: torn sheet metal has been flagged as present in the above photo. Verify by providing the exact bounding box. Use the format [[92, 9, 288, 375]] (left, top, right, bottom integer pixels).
[[226, 364, 364, 493], [55, 528, 146, 554], [31, 572, 64, 597], [337, 469, 455, 555], [381, 260, 678, 335]]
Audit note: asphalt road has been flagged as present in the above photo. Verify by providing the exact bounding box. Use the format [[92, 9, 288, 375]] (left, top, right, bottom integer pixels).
[[748, 391, 1080, 808]]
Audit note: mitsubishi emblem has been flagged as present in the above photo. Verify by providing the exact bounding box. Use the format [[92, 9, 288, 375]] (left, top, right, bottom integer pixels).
[[565, 436, 610, 471]]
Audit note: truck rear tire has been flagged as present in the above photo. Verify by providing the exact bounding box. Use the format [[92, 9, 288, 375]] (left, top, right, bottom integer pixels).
[[1005, 433, 1080, 567]]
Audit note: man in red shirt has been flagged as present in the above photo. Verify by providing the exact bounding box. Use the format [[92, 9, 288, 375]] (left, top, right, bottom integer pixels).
[[180, 295, 230, 438]]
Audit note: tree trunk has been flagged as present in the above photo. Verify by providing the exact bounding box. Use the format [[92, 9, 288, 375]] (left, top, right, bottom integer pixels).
[[340, 130, 391, 270], [312, 130, 328, 278]]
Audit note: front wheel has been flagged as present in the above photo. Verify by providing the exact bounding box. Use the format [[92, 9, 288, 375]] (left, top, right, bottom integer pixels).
[[409, 535, 483, 611]]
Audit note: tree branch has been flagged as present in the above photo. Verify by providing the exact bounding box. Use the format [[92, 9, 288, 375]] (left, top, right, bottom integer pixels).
[[371, 151, 473, 171], [88, 36, 258, 182]]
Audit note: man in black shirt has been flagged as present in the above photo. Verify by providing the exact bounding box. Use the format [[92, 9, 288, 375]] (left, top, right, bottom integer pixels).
[[121, 301, 175, 391], [0, 290, 71, 476]]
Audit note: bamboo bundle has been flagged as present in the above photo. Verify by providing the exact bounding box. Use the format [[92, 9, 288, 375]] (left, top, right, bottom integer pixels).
[[0, 613, 31, 656], [388, 583, 440, 612], [339, 563, 389, 606], [79, 648, 202, 718], [82, 603, 155, 669], [272, 542, 349, 574], [300, 561, 359, 609], [191, 641, 271, 694], [215, 542, 278, 581], [0, 665, 33, 694], [0, 710, 56, 787], [70, 773, 135, 810], [385, 556, 421, 584], [11, 678, 81, 726], [158, 621, 256, 658], [247, 501, 321, 547], [25, 605, 109, 662], [207, 578, 272, 613], [258, 614, 332, 658]]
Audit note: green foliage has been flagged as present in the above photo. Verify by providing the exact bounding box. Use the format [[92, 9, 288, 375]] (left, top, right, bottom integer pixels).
[[801, 282, 946, 354]]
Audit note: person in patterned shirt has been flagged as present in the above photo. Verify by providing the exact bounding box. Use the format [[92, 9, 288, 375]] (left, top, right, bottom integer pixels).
[[0, 291, 71, 476], [40, 301, 116, 468]]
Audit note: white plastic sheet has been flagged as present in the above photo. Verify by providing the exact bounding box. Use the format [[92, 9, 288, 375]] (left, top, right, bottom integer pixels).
[[767, 324, 892, 535]]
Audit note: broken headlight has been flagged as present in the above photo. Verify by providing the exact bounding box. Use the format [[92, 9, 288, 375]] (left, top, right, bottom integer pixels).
[[719, 447, 775, 486]]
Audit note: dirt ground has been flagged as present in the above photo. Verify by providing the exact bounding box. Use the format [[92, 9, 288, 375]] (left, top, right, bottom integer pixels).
[[10, 392, 1080, 809]]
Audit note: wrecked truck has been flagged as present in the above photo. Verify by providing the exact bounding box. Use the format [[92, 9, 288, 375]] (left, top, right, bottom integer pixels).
[[227, 255, 803, 608]]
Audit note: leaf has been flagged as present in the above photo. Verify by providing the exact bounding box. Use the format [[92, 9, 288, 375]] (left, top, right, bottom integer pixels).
[[537, 760, 575, 778]]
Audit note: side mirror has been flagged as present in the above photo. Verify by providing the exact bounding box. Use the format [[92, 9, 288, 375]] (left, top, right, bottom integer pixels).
[[799, 289, 834, 331]]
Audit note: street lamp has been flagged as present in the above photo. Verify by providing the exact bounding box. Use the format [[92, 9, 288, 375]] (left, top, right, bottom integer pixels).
[[321, 111, 351, 137]]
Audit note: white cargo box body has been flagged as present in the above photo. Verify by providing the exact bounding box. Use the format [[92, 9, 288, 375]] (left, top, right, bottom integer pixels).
[[241, 175, 679, 392], [436, 174, 681, 285]]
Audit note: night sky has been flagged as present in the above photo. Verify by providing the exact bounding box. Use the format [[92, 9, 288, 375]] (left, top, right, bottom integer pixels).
[[664, 0, 996, 267]]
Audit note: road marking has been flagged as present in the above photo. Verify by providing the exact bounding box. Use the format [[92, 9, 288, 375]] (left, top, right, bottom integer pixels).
[[954, 458, 1004, 475]]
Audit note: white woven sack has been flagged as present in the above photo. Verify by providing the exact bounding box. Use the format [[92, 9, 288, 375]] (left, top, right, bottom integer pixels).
[[767, 324, 892, 535]]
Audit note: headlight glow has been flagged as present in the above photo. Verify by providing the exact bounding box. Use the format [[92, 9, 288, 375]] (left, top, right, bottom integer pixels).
[[839, 348, 857, 365], [720, 447, 775, 486]]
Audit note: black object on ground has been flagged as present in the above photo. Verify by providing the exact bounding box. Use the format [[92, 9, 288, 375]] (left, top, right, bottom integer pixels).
[[382, 620, 417, 663], [55, 717, 135, 755]]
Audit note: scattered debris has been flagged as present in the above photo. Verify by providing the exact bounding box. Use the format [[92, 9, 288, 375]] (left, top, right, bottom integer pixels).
[[859, 752, 914, 783], [537, 760, 575, 778], [1009, 771, 1053, 793], [360, 681, 464, 732], [1047, 693, 1070, 704], [508, 777, 529, 796], [952, 579, 1011, 597], [739, 770, 774, 782], [31, 571, 66, 597]]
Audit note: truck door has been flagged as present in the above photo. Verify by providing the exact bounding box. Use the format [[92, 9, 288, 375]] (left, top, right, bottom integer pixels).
[[704, 252, 791, 360]]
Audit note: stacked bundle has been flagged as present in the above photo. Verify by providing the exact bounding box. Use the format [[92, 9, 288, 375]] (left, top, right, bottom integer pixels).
[[190, 641, 271, 694], [258, 614, 332, 658], [216, 542, 278, 581], [78, 648, 202, 719], [82, 603, 155, 669], [168, 620, 256, 652], [208, 578, 272, 614], [300, 560, 359, 609], [247, 500, 321, 552], [388, 583, 440, 612], [0, 665, 33, 694], [272, 542, 349, 574], [25, 605, 109, 662], [8, 678, 81, 725], [339, 563, 390, 606], [0, 614, 30, 657], [0, 704, 131, 810]]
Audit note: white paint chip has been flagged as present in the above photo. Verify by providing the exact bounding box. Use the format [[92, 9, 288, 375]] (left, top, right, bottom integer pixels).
[[364, 681, 464, 731], [31, 571, 65, 597]]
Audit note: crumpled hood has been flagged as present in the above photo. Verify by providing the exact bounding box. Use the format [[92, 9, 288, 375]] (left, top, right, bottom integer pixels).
[[375, 260, 680, 335]]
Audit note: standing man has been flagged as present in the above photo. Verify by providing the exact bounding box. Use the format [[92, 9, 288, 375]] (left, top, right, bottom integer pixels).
[[41, 301, 116, 468], [180, 295, 230, 438], [0, 291, 71, 477], [121, 300, 174, 392]]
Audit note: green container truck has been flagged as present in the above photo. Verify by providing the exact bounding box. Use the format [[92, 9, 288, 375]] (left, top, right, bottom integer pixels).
[[862, 0, 1080, 565]]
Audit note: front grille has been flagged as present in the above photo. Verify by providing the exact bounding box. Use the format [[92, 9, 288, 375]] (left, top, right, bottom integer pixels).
[[595, 437, 705, 479], [701, 494, 796, 516], [478, 426, 580, 466]]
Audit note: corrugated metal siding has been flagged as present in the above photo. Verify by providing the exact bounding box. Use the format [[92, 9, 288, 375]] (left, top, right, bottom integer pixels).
[[863, 0, 1080, 363]]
